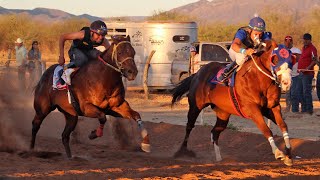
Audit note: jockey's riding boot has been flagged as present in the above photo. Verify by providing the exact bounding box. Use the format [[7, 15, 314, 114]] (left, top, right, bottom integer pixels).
[[217, 61, 239, 82]]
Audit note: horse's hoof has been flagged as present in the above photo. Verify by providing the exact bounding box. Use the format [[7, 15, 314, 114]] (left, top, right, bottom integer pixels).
[[283, 156, 293, 166], [174, 148, 196, 158], [141, 143, 151, 153], [88, 130, 98, 140], [274, 149, 285, 160]]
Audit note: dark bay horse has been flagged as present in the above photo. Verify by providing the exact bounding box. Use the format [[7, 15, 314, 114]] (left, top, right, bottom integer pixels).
[[31, 36, 150, 158], [171, 40, 294, 166]]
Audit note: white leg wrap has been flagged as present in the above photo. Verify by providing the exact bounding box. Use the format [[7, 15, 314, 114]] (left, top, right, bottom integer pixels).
[[214, 143, 222, 162], [283, 132, 291, 149], [141, 128, 148, 139], [268, 137, 278, 154]]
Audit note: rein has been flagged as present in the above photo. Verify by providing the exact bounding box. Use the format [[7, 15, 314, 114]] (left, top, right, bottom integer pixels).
[[98, 41, 134, 74], [250, 54, 278, 83]]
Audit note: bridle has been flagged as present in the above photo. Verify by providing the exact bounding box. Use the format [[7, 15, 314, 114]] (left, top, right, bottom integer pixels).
[[98, 41, 134, 75]]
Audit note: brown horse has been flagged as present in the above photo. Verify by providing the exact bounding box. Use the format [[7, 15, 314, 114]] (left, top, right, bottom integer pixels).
[[171, 40, 294, 166], [31, 36, 150, 158]]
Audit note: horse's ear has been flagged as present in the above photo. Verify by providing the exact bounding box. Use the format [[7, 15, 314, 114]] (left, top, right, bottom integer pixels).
[[270, 54, 279, 66], [112, 35, 120, 44], [126, 35, 131, 42]]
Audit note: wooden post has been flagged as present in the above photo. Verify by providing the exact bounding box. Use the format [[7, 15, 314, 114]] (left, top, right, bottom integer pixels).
[[143, 50, 156, 99]]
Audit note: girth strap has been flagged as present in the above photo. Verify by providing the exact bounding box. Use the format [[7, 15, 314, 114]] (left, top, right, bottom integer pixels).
[[67, 85, 84, 116], [228, 86, 249, 118]]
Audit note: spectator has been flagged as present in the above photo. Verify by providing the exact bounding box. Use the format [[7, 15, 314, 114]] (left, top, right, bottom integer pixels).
[[15, 38, 28, 90], [27, 40, 42, 86], [190, 46, 200, 73], [297, 33, 317, 115], [283, 36, 302, 112], [314, 56, 320, 102]]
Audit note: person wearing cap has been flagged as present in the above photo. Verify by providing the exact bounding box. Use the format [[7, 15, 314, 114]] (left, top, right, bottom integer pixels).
[[217, 15, 272, 82], [190, 46, 200, 73], [283, 36, 302, 112], [54, 20, 111, 89], [296, 33, 317, 115], [14, 38, 28, 90]]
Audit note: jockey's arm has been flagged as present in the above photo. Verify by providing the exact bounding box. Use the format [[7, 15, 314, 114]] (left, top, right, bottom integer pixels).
[[231, 38, 255, 56], [58, 30, 85, 65]]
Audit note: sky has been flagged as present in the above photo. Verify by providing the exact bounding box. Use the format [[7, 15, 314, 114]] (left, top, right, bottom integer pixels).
[[0, 0, 200, 17]]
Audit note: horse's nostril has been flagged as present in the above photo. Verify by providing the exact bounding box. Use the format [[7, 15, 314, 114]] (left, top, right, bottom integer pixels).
[[128, 70, 133, 74]]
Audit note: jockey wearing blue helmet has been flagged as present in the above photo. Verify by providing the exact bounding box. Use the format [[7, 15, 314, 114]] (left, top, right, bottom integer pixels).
[[217, 15, 272, 82]]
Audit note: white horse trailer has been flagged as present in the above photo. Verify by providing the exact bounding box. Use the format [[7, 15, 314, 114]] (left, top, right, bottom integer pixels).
[[105, 21, 198, 89]]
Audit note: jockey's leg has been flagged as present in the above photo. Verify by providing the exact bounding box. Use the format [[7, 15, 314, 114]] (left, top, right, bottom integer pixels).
[[217, 48, 244, 82], [62, 48, 89, 85], [111, 101, 150, 153]]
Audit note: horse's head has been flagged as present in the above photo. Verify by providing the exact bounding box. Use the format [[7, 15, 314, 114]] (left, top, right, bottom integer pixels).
[[102, 35, 138, 81], [253, 40, 294, 92], [270, 44, 295, 92]]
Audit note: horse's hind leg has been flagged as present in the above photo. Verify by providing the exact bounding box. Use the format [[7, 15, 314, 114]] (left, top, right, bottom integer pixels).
[[175, 104, 202, 157], [211, 110, 230, 162], [30, 112, 50, 149], [61, 112, 78, 158], [31, 99, 53, 150]]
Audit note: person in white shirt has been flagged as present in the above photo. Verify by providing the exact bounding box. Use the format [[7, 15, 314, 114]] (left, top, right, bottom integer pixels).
[[15, 38, 28, 90], [284, 36, 301, 112]]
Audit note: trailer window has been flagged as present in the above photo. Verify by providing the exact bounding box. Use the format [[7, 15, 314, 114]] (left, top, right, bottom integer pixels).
[[201, 44, 231, 62], [172, 35, 190, 43]]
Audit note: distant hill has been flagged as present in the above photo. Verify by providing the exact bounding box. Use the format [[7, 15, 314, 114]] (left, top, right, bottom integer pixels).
[[2, 0, 319, 24], [0, 6, 105, 22], [169, 0, 320, 24]]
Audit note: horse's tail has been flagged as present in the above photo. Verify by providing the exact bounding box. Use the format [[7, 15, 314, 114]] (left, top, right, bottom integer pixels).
[[171, 74, 195, 106]]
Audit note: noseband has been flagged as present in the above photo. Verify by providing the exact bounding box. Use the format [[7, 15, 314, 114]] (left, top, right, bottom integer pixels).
[[98, 41, 134, 75]]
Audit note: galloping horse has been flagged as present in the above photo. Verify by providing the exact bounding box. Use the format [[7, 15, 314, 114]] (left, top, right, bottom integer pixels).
[[171, 40, 294, 166], [31, 36, 150, 158]]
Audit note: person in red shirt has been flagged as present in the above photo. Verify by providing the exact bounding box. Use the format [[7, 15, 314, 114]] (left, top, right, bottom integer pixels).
[[297, 33, 317, 115]]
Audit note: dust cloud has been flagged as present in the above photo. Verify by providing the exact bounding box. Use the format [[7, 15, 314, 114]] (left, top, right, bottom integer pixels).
[[0, 68, 35, 152]]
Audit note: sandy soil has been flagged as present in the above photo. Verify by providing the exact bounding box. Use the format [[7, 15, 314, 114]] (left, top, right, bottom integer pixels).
[[0, 69, 320, 179]]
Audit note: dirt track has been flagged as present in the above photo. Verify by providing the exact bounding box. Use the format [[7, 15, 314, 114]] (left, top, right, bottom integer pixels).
[[0, 70, 320, 179]]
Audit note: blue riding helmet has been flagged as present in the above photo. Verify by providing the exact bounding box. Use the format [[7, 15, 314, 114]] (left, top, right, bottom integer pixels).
[[248, 17, 266, 32], [90, 20, 108, 36]]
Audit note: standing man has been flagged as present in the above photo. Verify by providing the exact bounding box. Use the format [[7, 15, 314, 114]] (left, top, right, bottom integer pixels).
[[297, 33, 317, 115], [15, 38, 28, 91], [283, 36, 301, 112], [190, 46, 200, 74]]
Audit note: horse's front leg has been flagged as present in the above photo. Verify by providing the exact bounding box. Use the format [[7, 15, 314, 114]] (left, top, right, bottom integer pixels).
[[271, 105, 293, 166], [111, 100, 151, 153], [81, 103, 107, 140], [88, 116, 107, 140], [247, 105, 289, 165]]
